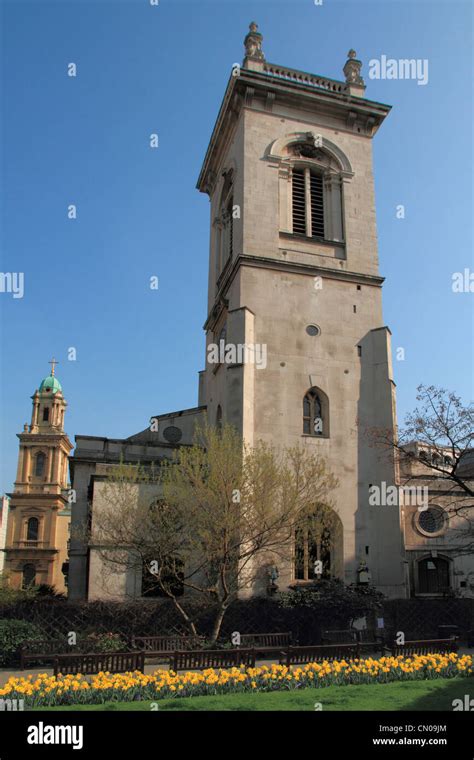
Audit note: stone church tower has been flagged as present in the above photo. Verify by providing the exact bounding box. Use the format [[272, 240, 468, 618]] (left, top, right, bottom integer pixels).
[[4, 360, 73, 593], [69, 24, 407, 601], [196, 24, 406, 596]]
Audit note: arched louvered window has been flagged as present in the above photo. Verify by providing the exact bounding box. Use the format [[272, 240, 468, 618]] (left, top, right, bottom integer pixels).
[[226, 197, 234, 260], [303, 387, 329, 437], [26, 517, 39, 542], [34, 452, 46, 477], [292, 168, 324, 238], [217, 170, 234, 275]]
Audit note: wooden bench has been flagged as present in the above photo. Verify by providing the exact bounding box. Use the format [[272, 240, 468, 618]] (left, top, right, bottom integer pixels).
[[238, 632, 291, 653], [386, 638, 459, 657], [279, 643, 367, 667], [321, 629, 359, 645], [19, 639, 86, 670], [171, 648, 256, 672], [322, 629, 384, 646], [53, 651, 145, 676], [131, 635, 205, 656]]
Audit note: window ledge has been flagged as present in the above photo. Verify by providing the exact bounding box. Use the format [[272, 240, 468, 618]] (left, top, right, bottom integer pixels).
[[280, 231, 345, 248], [301, 434, 329, 440]]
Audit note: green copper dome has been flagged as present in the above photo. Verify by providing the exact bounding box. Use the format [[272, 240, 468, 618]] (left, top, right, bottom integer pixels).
[[39, 374, 62, 394]]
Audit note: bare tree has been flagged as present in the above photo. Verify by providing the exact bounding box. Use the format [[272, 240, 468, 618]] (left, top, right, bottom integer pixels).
[[370, 384, 474, 549], [88, 424, 338, 641]]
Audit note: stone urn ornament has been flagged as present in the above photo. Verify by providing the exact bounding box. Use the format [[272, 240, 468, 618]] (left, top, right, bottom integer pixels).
[[244, 22, 265, 61]]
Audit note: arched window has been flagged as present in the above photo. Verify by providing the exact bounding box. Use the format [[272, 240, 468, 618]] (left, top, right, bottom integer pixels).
[[213, 322, 227, 368], [295, 523, 332, 581], [268, 133, 349, 244], [22, 564, 36, 589], [292, 167, 324, 238], [224, 196, 234, 260], [218, 324, 227, 346], [216, 170, 234, 275], [26, 517, 39, 542], [417, 557, 450, 594], [303, 387, 328, 437], [34, 452, 45, 477], [216, 405, 222, 432], [42, 407, 50, 422]]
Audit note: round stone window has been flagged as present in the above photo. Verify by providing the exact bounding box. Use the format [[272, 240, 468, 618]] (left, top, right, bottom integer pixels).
[[306, 324, 321, 337], [163, 426, 182, 444], [416, 507, 446, 536]]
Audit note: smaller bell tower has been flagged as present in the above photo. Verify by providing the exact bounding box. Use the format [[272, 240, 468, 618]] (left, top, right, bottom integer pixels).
[[4, 359, 73, 593]]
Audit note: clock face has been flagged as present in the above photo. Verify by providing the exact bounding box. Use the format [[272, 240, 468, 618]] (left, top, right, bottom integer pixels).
[[163, 426, 182, 444]]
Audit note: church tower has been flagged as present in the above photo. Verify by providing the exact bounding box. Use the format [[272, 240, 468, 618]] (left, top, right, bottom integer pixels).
[[4, 360, 73, 593], [197, 24, 406, 596]]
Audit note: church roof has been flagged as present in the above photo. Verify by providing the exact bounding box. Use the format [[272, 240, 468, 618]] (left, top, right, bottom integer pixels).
[[39, 374, 62, 394]]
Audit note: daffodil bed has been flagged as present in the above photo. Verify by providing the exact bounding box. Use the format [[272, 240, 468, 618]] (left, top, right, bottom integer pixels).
[[1, 653, 472, 708]]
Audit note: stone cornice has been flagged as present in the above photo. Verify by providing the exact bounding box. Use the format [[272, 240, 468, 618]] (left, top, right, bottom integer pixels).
[[9, 492, 68, 505], [242, 253, 385, 284], [197, 65, 391, 195], [17, 432, 73, 450], [205, 253, 384, 326]]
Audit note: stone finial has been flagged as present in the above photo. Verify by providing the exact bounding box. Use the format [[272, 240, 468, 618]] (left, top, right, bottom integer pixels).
[[243, 22, 265, 63], [343, 49, 364, 86]]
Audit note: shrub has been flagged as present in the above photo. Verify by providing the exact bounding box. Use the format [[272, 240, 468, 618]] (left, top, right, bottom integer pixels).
[[0, 620, 44, 666], [83, 632, 127, 653], [0, 575, 37, 605], [34, 584, 66, 599], [279, 579, 384, 628]]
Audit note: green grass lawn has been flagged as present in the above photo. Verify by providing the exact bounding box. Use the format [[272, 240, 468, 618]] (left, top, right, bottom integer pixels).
[[33, 676, 474, 712]]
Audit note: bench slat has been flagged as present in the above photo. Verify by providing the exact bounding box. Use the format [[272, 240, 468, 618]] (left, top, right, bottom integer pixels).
[[239, 632, 291, 649], [279, 643, 362, 667], [388, 638, 459, 657], [53, 651, 145, 676], [171, 648, 256, 672], [131, 635, 205, 654]]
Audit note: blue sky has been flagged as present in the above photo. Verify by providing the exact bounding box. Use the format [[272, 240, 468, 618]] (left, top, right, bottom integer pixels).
[[0, 0, 472, 494]]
